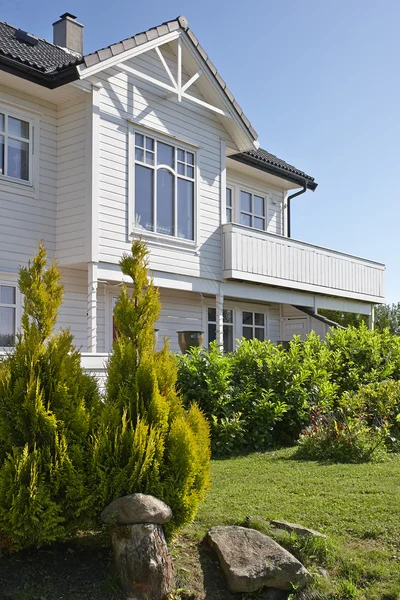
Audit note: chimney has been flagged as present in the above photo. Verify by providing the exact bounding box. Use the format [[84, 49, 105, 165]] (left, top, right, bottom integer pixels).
[[53, 13, 83, 55]]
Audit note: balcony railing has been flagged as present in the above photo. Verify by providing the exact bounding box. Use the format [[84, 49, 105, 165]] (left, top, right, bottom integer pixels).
[[222, 223, 385, 302]]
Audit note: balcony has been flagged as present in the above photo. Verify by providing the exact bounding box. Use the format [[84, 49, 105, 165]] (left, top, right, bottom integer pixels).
[[222, 223, 385, 303]]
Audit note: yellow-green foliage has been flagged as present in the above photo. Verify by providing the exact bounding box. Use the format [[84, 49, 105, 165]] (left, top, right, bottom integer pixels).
[[0, 242, 100, 550], [92, 240, 210, 535]]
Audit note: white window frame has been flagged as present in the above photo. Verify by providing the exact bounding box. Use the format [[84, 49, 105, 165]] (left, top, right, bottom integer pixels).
[[0, 103, 38, 191], [204, 302, 270, 351], [225, 176, 283, 235], [128, 124, 199, 248], [241, 309, 267, 342], [226, 186, 233, 223], [206, 305, 235, 352], [0, 276, 21, 353]]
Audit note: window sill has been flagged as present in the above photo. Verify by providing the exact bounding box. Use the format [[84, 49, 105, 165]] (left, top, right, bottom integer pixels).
[[0, 177, 36, 198], [130, 229, 198, 254]]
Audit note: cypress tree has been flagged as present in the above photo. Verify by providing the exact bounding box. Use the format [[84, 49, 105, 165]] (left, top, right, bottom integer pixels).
[[91, 240, 210, 535], [0, 242, 100, 549]]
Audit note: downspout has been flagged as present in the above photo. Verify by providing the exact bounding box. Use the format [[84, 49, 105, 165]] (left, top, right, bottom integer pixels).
[[287, 181, 307, 238]]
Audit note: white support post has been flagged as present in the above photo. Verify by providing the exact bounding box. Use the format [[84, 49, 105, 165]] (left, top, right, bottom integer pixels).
[[177, 36, 182, 102], [369, 305, 375, 330], [216, 290, 224, 349], [88, 262, 98, 352]]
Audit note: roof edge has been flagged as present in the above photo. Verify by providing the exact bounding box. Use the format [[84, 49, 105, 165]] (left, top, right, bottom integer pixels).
[[0, 54, 79, 89]]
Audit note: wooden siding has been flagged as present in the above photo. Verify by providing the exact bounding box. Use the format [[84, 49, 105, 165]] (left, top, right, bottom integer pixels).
[[94, 44, 235, 281], [56, 97, 89, 265], [223, 223, 385, 302], [0, 85, 57, 270], [58, 267, 88, 350]]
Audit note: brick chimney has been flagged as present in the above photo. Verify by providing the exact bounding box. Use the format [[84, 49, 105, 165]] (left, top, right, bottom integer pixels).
[[53, 13, 83, 55]]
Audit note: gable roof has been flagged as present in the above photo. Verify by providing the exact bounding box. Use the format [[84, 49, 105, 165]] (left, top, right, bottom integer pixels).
[[230, 148, 318, 190]]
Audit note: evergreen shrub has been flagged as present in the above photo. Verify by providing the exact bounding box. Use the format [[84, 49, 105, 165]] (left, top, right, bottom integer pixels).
[[91, 240, 210, 536], [0, 243, 100, 550]]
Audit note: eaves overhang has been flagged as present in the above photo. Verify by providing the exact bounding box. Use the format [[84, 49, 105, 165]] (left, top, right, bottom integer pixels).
[[0, 54, 80, 89]]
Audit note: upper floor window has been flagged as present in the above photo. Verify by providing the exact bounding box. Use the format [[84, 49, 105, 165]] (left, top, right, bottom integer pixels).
[[0, 112, 31, 183], [240, 190, 265, 230], [134, 132, 195, 240], [226, 187, 233, 223], [0, 284, 17, 347]]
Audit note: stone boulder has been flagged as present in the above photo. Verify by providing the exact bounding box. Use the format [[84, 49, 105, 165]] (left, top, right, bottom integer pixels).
[[270, 519, 327, 539], [111, 523, 173, 600], [101, 493, 172, 525], [207, 526, 309, 593]]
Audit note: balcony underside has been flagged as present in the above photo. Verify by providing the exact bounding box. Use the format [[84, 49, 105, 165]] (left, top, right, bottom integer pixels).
[[223, 224, 385, 304]]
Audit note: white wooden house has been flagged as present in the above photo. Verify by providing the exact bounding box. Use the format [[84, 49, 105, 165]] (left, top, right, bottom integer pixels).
[[0, 14, 385, 380]]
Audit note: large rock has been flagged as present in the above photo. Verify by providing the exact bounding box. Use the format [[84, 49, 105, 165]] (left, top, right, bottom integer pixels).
[[270, 520, 327, 539], [207, 526, 309, 593], [101, 493, 172, 525], [111, 523, 173, 600]]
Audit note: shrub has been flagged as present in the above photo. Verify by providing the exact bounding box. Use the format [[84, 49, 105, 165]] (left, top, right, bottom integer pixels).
[[0, 243, 100, 549], [297, 379, 400, 462], [91, 240, 210, 536]]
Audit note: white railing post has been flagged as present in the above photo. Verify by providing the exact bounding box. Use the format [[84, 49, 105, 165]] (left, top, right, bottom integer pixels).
[[216, 289, 224, 349], [369, 305, 375, 330], [88, 262, 98, 352]]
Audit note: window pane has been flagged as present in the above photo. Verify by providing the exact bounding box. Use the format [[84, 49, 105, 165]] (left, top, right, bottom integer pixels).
[[178, 178, 194, 240], [186, 166, 194, 179], [187, 152, 194, 165], [177, 162, 185, 175], [226, 188, 232, 207], [241, 213, 251, 227], [0, 135, 4, 175], [208, 307, 216, 322], [208, 323, 216, 346], [157, 169, 174, 236], [146, 137, 154, 151], [254, 196, 264, 216], [177, 149, 185, 162], [8, 116, 29, 139], [135, 164, 154, 231], [242, 311, 253, 325], [157, 142, 174, 167], [255, 313, 265, 326], [135, 147, 144, 162], [0, 306, 15, 347], [0, 286, 16, 304], [255, 328, 265, 341], [226, 207, 232, 223], [7, 139, 29, 180], [223, 324, 233, 352], [135, 133, 144, 147], [240, 191, 251, 212], [242, 326, 253, 340], [223, 309, 233, 323], [145, 151, 154, 165], [0, 114, 4, 132], [254, 217, 265, 230]]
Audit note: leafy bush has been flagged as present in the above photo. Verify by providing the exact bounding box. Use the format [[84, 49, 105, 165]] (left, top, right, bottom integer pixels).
[[297, 380, 400, 462], [91, 240, 211, 536], [0, 243, 100, 549]]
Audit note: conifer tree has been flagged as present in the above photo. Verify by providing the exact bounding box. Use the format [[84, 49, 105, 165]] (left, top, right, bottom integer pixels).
[[0, 242, 100, 549], [91, 240, 210, 535]]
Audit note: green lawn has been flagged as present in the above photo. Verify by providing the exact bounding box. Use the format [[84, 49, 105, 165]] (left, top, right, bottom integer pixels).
[[178, 448, 400, 600]]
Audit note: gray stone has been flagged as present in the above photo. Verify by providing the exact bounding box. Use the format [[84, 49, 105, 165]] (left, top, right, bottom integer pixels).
[[111, 523, 173, 600], [270, 520, 327, 539], [101, 494, 172, 525], [207, 526, 309, 593]]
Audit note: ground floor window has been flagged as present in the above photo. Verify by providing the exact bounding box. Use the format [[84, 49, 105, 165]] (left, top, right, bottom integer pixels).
[[0, 284, 17, 347], [207, 307, 234, 352], [242, 311, 265, 341]]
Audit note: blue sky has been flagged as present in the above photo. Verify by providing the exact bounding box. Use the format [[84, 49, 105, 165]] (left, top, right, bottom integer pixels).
[[3, 0, 399, 302]]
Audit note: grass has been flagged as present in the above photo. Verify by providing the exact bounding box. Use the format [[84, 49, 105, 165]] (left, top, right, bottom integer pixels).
[[0, 448, 399, 599], [174, 447, 400, 600]]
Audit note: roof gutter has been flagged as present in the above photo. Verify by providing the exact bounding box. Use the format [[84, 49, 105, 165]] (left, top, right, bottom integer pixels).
[[229, 154, 318, 191], [287, 181, 307, 238], [0, 55, 80, 88]]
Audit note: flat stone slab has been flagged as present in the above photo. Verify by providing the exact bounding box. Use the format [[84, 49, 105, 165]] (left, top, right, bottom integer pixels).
[[101, 493, 172, 525], [270, 520, 327, 539], [207, 526, 309, 593]]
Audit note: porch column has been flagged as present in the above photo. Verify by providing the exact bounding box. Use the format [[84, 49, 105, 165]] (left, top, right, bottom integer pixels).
[[88, 262, 98, 352], [369, 305, 375, 331], [216, 290, 224, 348]]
